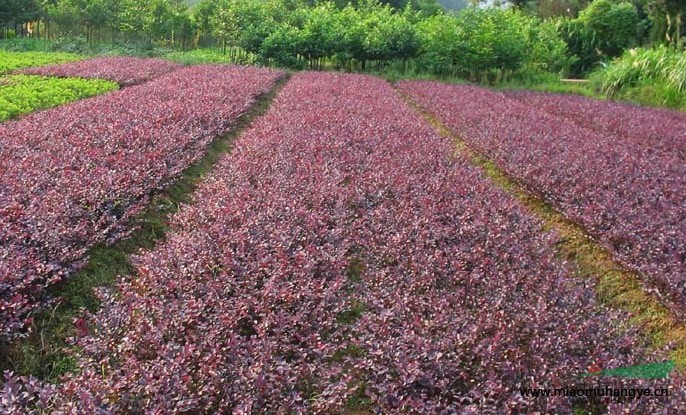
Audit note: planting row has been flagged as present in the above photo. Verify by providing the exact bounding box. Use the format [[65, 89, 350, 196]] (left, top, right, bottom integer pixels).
[[0, 51, 81, 74], [0, 75, 118, 122], [399, 81, 686, 311], [0, 65, 283, 340], [507, 90, 686, 160], [3, 72, 680, 414], [21, 56, 182, 86]]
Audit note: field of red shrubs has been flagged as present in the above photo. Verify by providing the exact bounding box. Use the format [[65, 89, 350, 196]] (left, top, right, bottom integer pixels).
[[0, 64, 282, 339], [1, 61, 684, 414], [400, 81, 686, 315], [1, 72, 683, 414], [506, 90, 686, 160]]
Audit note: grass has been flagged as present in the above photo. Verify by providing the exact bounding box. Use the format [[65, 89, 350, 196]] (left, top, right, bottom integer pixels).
[[498, 76, 600, 98], [0, 74, 290, 382], [612, 82, 686, 111], [400, 90, 686, 372]]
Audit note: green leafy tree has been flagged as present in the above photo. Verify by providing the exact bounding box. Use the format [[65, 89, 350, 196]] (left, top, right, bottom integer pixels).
[[261, 22, 306, 68], [578, 0, 639, 57], [454, 7, 529, 81], [523, 18, 573, 76], [0, 0, 42, 36], [358, 0, 418, 68], [191, 0, 215, 46], [118, 0, 149, 38], [296, 3, 343, 67], [556, 17, 598, 76], [415, 12, 460, 75]]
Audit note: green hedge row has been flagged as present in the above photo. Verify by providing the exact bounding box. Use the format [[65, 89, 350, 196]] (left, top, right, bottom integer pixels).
[[0, 50, 83, 73], [0, 75, 118, 121]]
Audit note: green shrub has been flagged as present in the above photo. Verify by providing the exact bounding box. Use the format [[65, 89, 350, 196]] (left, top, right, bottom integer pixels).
[[0, 75, 118, 121], [521, 19, 574, 78], [0, 38, 55, 52], [555, 17, 599, 77], [164, 47, 258, 65], [0, 50, 82, 74], [556, 0, 640, 77], [592, 46, 686, 94]]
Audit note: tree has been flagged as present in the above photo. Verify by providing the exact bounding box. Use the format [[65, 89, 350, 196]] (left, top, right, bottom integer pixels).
[[191, 0, 216, 47], [416, 12, 461, 75], [358, 0, 418, 68], [1, 0, 42, 37], [578, 0, 639, 57]]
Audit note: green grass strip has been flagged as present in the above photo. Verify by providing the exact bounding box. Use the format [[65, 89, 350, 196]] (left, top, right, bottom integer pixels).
[[0, 75, 118, 121], [582, 361, 675, 379]]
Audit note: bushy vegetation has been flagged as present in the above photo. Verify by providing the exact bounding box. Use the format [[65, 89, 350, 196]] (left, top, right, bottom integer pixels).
[[591, 46, 686, 108], [0, 75, 117, 121], [0, 50, 81, 73], [417, 7, 571, 81], [174, 1, 573, 82]]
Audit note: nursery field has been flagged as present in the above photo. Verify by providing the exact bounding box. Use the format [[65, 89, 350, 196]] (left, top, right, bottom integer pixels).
[[1, 59, 685, 414], [0, 63, 282, 340]]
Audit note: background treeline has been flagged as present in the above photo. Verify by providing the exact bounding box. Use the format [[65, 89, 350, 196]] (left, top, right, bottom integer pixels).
[[0, 0, 684, 94]]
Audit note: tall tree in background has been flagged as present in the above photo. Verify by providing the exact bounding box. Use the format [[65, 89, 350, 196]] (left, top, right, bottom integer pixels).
[[0, 0, 41, 37]]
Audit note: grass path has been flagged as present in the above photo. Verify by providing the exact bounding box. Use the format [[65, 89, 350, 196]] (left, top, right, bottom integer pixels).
[[399, 87, 686, 372], [0, 74, 291, 381]]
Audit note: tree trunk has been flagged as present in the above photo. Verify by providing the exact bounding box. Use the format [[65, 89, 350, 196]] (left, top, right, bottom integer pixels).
[[666, 13, 673, 43], [677, 11, 682, 46]]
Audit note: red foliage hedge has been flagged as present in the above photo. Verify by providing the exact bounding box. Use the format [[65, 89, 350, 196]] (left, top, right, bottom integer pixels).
[[21, 56, 182, 86]]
